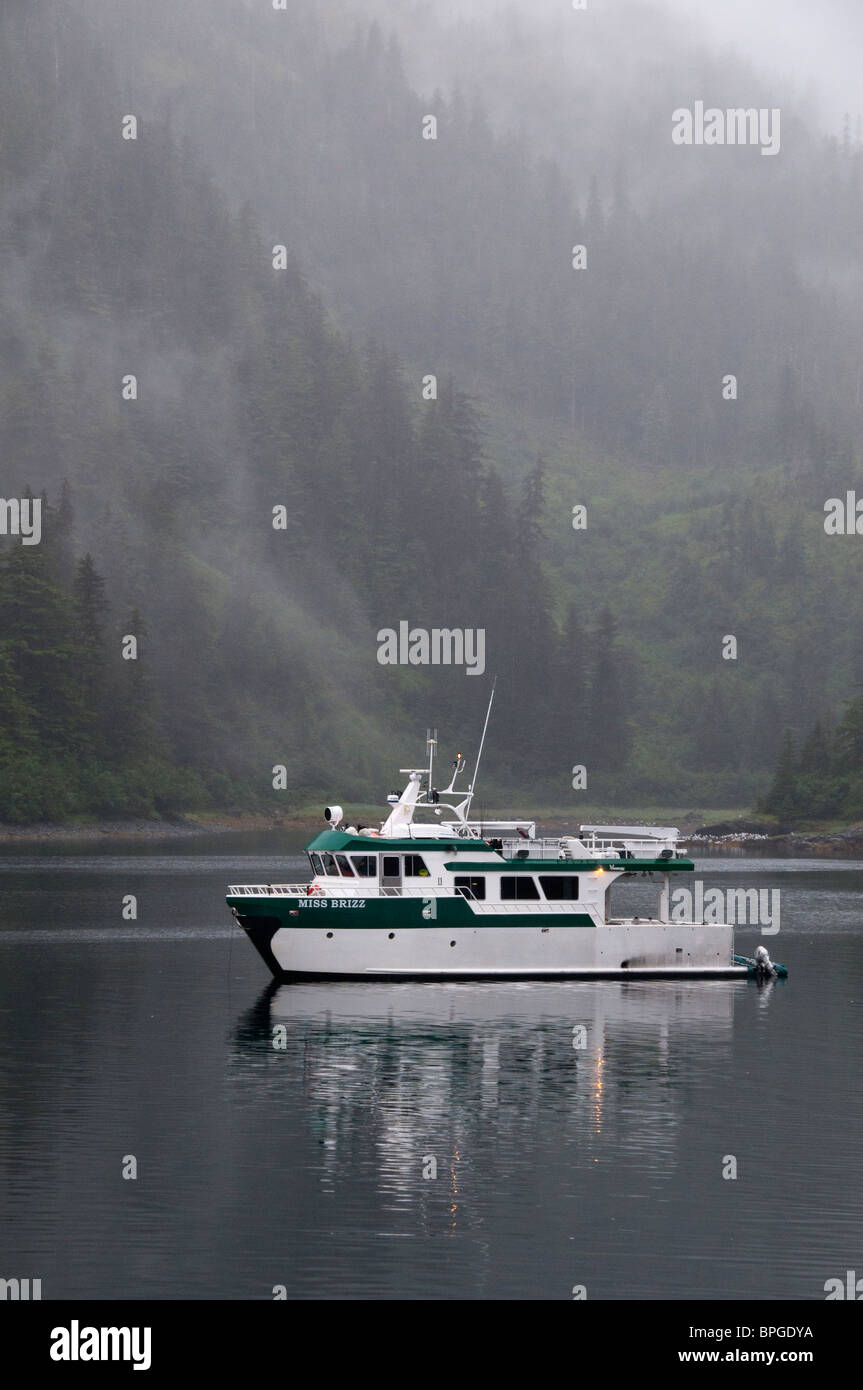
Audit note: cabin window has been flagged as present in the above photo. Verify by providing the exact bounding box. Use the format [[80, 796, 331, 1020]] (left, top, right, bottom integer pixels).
[[539, 875, 580, 900], [501, 876, 540, 900], [403, 854, 430, 877], [382, 856, 401, 878], [335, 855, 355, 877], [350, 855, 377, 877], [309, 854, 325, 876], [455, 876, 485, 901], [322, 854, 339, 876]]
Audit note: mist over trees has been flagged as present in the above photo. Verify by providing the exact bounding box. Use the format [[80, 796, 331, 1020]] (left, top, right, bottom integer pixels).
[[2, 0, 863, 820], [761, 701, 863, 824]]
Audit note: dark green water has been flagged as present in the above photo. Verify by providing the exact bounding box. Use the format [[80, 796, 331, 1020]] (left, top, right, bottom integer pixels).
[[1, 833, 861, 1299]]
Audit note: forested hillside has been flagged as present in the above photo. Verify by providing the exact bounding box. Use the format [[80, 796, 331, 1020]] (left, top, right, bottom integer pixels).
[[0, 3, 629, 818], [761, 695, 863, 824], [80, 0, 863, 473], [3, 1, 863, 823]]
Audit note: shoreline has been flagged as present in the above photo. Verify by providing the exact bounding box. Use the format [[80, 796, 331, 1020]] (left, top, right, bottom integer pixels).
[[0, 806, 720, 844], [3, 811, 863, 857], [0, 813, 322, 844], [684, 828, 863, 858]]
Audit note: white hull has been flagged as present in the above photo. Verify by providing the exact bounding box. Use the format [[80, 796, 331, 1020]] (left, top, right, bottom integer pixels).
[[229, 720, 787, 985], [267, 921, 739, 978]]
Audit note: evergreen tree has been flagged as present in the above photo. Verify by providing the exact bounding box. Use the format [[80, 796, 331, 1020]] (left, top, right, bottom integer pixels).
[[72, 553, 110, 732], [760, 731, 800, 820], [586, 608, 631, 775], [107, 609, 158, 764], [553, 603, 590, 777], [837, 691, 863, 765], [0, 540, 87, 754]]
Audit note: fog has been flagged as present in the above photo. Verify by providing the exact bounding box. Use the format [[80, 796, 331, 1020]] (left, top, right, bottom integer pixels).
[[2, 0, 863, 822], [376, 0, 860, 133]]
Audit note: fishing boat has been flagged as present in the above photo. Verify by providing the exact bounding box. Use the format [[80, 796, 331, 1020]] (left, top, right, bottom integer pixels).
[[226, 692, 787, 982]]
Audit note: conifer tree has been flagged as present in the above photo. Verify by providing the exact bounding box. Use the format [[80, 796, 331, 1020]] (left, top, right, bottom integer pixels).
[[72, 553, 109, 731], [760, 731, 800, 820]]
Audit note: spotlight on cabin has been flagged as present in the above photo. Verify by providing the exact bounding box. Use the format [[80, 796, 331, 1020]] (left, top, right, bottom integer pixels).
[[324, 805, 343, 827]]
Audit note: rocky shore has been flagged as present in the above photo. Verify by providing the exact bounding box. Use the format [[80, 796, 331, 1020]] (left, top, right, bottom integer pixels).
[[685, 818, 863, 857], [5, 812, 863, 857], [0, 813, 313, 843]]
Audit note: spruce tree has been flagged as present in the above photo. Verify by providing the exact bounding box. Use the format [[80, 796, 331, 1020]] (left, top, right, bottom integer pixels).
[[760, 731, 800, 821], [72, 553, 110, 732]]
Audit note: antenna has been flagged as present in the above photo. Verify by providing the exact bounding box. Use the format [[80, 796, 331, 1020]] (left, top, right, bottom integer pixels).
[[467, 678, 497, 809], [441, 751, 465, 796], [426, 727, 437, 798]]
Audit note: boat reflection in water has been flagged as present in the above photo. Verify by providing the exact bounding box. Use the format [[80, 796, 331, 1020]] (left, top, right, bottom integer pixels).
[[231, 980, 742, 1237]]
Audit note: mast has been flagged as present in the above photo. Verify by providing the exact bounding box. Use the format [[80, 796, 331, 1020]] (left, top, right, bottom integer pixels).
[[466, 678, 497, 815]]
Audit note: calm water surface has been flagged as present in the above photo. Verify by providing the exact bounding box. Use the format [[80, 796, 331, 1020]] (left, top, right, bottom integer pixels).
[[1, 831, 861, 1299]]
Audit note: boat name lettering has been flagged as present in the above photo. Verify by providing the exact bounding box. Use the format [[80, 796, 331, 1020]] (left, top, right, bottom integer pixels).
[[297, 898, 366, 909]]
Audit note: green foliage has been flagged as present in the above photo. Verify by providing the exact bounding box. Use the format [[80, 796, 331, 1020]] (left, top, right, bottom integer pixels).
[[760, 701, 863, 824], [0, 754, 82, 824], [2, 3, 863, 822]]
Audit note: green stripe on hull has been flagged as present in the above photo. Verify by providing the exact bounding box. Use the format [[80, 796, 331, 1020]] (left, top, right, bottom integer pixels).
[[444, 858, 694, 872], [227, 895, 595, 930], [304, 831, 693, 873], [308, 830, 480, 853]]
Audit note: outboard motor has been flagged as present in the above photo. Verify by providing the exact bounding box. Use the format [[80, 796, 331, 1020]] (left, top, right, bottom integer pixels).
[[754, 944, 778, 980]]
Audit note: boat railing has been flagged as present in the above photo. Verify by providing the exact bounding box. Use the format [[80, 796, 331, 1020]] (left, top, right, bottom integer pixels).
[[580, 826, 680, 856], [469, 900, 586, 914], [228, 883, 469, 899], [497, 836, 679, 861], [581, 837, 679, 858], [398, 819, 537, 839], [498, 837, 570, 860]]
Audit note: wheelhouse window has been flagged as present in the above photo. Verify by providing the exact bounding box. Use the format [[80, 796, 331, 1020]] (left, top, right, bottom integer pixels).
[[403, 854, 430, 877], [501, 876, 540, 900], [309, 853, 325, 876], [382, 856, 400, 878], [539, 876, 580, 901], [335, 855, 355, 877], [455, 876, 486, 901], [350, 855, 377, 877], [322, 853, 339, 876]]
